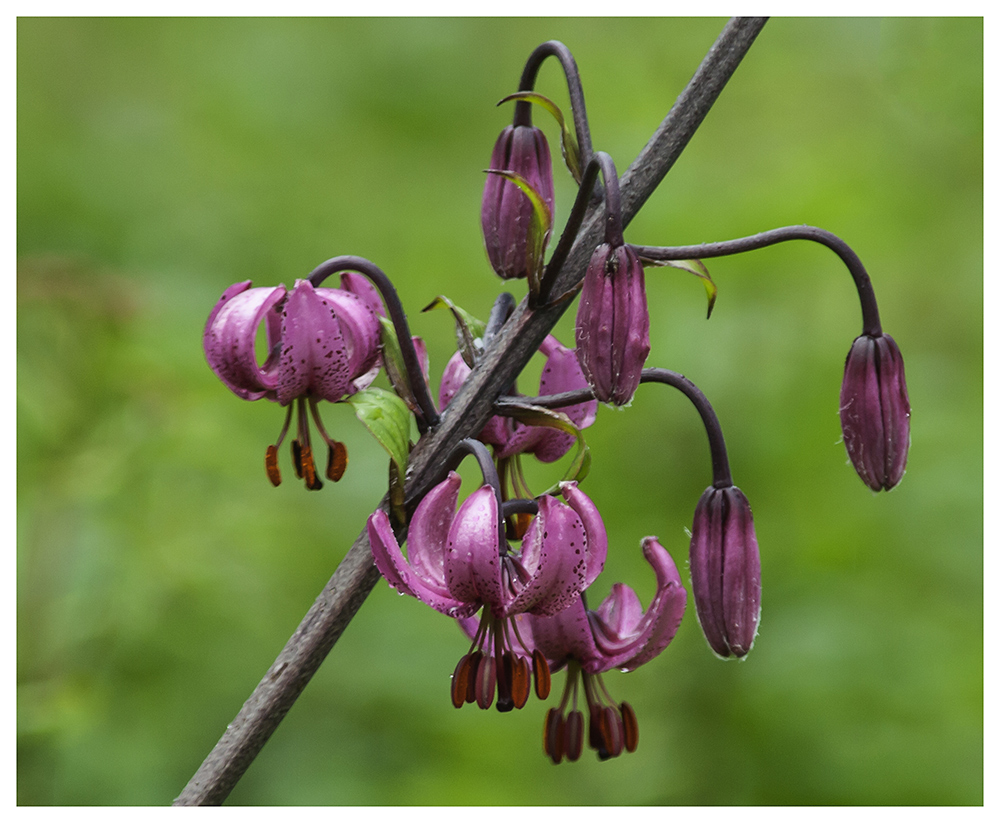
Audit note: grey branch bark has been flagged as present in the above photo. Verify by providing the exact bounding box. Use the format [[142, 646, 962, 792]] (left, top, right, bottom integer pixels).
[[173, 16, 768, 806]]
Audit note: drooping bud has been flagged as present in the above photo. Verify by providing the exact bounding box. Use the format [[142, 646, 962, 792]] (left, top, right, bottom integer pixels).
[[689, 485, 761, 659], [481, 125, 555, 280], [575, 242, 650, 406], [839, 333, 911, 491]]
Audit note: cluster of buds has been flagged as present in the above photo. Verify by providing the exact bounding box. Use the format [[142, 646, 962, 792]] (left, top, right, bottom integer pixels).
[[202, 39, 910, 768]]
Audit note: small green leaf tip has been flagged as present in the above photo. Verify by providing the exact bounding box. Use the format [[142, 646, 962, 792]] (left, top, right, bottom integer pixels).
[[499, 91, 582, 183], [347, 387, 411, 480], [640, 257, 718, 319]]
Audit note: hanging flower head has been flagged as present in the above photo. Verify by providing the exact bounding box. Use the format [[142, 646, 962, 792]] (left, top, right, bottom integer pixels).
[[203, 273, 383, 489], [368, 473, 607, 712], [463, 534, 686, 762]]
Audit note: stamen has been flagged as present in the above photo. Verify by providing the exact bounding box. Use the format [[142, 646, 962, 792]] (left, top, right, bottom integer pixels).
[[300, 445, 323, 491], [451, 654, 475, 709], [564, 710, 584, 762], [510, 653, 531, 709], [620, 701, 639, 753], [532, 650, 551, 700], [589, 705, 607, 755], [495, 652, 514, 713], [544, 708, 564, 764], [475, 654, 496, 709], [326, 441, 348, 482], [291, 440, 304, 479], [601, 705, 624, 758], [265, 445, 282, 486]]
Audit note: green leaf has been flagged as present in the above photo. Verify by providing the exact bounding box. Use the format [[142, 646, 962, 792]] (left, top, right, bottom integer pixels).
[[422, 295, 486, 368], [347, 388, 411, 480], [499, 91, 582, 183], [640, 256, 718, 319], [377, 316, 417, 411], [485, 169, 551, 296]]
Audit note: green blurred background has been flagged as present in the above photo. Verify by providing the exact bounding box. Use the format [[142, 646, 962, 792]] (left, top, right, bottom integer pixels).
[[17, 17, 982, 805]]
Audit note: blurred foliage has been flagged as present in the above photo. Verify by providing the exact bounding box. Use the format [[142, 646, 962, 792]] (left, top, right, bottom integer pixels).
[[17, 17, 982, 805]]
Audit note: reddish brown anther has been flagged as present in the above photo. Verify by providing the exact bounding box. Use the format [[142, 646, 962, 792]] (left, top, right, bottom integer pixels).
[[601, 706, 624, 758], [620, 701, 639, 753], [265, 445, 281, 487], [475, 654, 496, 709], [300, 445, 323, 490], [451, 653, 474, 709], [326, 441, 348, 482], [510, 654, 531, 709], [532, 650, 551, 700], [291, 440, 304, 479], [564, 710, 584, 762], [544, 707, 564, 764]]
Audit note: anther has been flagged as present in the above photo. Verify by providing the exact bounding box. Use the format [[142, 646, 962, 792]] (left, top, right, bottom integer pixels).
[[265, 445, 282, 487], [291, 440, 304, 479], [475, 654, 496, 709], [620, 701, 639, 753], [532, 649, 551, 700], [510, 654, 531, 709], [300, 445, 323, 490], [451, 654, 474, 709], [564, 710, 584, 762], [602, 706, 624, 758], [326, 440, 348, 482], [544, 708, 564, 764]]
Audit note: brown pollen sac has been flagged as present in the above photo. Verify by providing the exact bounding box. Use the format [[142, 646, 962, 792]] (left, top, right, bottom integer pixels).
[[564, 710, 584, 762], [326, 440, 348, 482], [300, 445, 323, 490], [532, 650, 552, 700], [544, 708, 564, 764], [620, 701, 639, 753], [602, 706, 624, 758], [475, 654, 496, 709], [265, 445, 282, 487], [510, 512, 533, 541], [291, 440, 304, 479], [451, 654, 474, 709], [510, 654, 531, 709]]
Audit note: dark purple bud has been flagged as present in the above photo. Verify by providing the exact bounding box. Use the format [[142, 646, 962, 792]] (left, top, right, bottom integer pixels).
[[575, 243, 650, 406], [839, 333, 911, 492], [481, 125, 555, 280], [689, 485, 761, 659]]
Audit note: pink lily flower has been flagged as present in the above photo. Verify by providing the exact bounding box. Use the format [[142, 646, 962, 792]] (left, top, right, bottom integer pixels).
[[203, 274, 383, 489]]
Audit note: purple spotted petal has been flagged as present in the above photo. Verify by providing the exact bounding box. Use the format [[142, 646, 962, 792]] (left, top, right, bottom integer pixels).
[[438, 351, 510, 448], [313, 287, 381, 392], [406, 471, 462, 594], [367, 508, 478, 619], [589, 537, 687, 672], [273, 280, 352, 404], [526, 596, 600, 673], [559, 481, 607, 589], [445, 486, 503, 614], [509, 495, 588, 617], [203, 281, 285, 400], [338, 271, 386, 318]]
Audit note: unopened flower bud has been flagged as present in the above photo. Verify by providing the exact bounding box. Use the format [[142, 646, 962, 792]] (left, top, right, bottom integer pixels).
[[839, 333, 911, 492], [575, 242, 650, 406], [481, 125, 555, 280], [689, 485, 761, 658]]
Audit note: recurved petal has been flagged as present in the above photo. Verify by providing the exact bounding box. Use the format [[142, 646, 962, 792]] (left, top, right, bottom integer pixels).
[[589, 537, 687, 672], [314, 287, 382, 389], [559, 482, 607, 589], [526, 596, 600, 672], [407, 472, 462, 595], [203, 281, 285, 400], [510, 494, 588, 617], [445, 486, 503, 612], [439, 351, 509, 448], [368, 508, 478, 619], [339, 271, 386, 318], [275, 280, 351, 405]]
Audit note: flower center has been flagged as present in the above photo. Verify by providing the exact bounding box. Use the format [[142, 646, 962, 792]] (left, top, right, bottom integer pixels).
[[450, 610, 551, 713], [543, 661, 638, 763], [264, 397, 348, 490]]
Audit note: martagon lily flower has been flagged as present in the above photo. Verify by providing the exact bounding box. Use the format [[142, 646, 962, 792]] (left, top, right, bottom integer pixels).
[[368, 475, 606, 712], [204, 273, 383, 489], [439, 334, 598, 465], [462, 534, 687, 763]]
